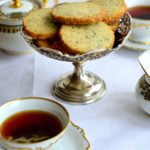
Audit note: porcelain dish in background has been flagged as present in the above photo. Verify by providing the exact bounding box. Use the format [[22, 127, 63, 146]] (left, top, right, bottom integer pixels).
[[124, 38, 150, 51], [124, 0, 150, 51], [0, 0, 41, 55], [136, 50, 150, 115], [0, 97, 70, 150]]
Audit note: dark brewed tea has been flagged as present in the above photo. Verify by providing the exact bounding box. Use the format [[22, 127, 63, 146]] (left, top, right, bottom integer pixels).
[[0, 110, 63, 143], [128, 6, 150, 20]]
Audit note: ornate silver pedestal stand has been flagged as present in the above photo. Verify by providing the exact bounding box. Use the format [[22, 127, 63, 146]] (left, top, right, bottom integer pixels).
[[22, 13, 131, 105], [53, 62, 106, 104]]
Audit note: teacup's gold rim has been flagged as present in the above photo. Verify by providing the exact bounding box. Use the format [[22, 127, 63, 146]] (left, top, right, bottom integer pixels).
[[0, 96, 70, 146]]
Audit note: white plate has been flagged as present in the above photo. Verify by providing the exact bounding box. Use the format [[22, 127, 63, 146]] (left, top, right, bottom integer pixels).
[[124, 38, 150, 51], [49, 121, 90, 150]]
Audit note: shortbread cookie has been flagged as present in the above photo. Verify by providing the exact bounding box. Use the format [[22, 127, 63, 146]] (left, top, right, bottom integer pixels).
[[109, 22, 119, 31], [36, 39, 63, 51], [90, 0, 127, 24], [36, 39, 74, 55], [23, 9, 58, 40], [36, 39, 53, 49], [51, 2, 107, 25], [59, 22, 115, 54]]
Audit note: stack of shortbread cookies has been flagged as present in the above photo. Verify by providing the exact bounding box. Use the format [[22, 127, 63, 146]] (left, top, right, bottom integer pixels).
[[23, 0, 127, 55]]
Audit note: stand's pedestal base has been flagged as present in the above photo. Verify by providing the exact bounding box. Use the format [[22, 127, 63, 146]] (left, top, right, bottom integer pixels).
[[53, 71, 106, 105]]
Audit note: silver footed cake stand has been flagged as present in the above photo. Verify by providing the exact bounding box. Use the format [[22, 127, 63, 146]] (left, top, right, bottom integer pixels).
[[22, 13, 131, 105]]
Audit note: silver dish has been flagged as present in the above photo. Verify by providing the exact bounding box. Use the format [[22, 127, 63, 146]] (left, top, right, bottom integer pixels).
[[22, 13, 131, 105]]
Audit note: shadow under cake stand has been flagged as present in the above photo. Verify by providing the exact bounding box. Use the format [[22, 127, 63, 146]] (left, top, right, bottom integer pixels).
[[22, 13, 131, 105]]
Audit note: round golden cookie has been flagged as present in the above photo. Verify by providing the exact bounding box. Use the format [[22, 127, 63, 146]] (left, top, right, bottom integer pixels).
[[109, 22, 119, 32], [51, 2, 107, 25], [90, 0, 127, 24], [59, 22, 115, 54], [23, 9, 58, 40], [36, 39, 74, 55]]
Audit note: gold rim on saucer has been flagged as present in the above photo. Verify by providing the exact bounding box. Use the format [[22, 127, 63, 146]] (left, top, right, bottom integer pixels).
[[124, 44, 147, 51], [128, 37, 150, 45], [0, 48, 34, 55], [124, 38, 150, 51], [71, 121, 91, 150]]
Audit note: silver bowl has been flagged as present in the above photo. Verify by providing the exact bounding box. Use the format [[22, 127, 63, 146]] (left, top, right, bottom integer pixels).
[[22, 13, 131, 105]]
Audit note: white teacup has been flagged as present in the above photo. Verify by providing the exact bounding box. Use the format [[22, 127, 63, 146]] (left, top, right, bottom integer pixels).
[[0, 97, 70, 150], [126, 0, 150, 44]]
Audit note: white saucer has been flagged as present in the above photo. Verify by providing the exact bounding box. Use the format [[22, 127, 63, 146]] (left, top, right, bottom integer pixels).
[[49, 121, 90, 150], [124, 38, 150, 51], [0, 122, 90, 150]]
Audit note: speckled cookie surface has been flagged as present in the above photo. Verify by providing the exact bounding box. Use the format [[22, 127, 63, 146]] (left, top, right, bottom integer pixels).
[[23, 9, 58, 40], [90, 0, 127, 24], [51, 2, 107, 25], [59, 22, 115, 54], [36, 39, 74, 55], [109, 22, 119, 31]]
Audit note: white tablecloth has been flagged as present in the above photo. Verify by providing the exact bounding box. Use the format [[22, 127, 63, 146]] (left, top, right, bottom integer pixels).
[[1, 46, 149, 150]]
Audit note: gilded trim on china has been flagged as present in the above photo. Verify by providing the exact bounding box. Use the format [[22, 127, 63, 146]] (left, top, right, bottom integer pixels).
[[71, 121, 91, 150], [132, 17, 150, 23], [1, 48, 34, 55], [124, 43, 147, 51], [0, 97, 70, 149], [0, 24, 22, 33], [0, 96, 70, 122], [132, 23, 150, 28], [128, 37, 150, 45]]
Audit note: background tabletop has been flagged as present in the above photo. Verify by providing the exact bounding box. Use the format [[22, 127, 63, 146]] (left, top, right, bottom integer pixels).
[[0, 46, 149, 150]]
